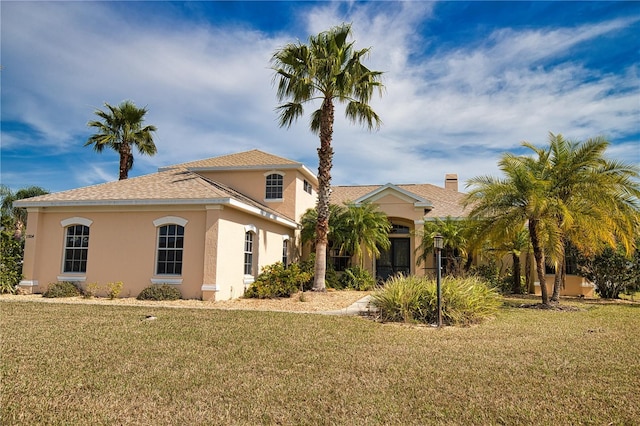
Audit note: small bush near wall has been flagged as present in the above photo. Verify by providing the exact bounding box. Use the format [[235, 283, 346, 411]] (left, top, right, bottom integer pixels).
[[371, 275, 501, 326], [43, 282, 81, 298], [137, 284, 182, 301], [245, 262, 312, 299], [336, 266, 377, 291], [106, 281, 124, 299]]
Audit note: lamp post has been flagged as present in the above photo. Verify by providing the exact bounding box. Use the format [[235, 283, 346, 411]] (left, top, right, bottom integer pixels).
[[433, 234, 444, 327]]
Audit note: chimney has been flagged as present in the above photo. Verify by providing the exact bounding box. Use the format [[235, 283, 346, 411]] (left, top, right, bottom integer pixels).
[[445, 174, 458, 192]]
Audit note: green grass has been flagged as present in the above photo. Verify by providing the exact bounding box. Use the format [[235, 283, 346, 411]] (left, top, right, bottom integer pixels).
[[1, 298, 639, 425]]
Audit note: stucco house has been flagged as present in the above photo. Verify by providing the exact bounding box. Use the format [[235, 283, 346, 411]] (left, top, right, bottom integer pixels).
[[15, 149, 591, 299], [15, 149, 468, 300]]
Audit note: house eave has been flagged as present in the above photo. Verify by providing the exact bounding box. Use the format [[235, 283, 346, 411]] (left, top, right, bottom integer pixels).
[[15, 198, 298, 229]]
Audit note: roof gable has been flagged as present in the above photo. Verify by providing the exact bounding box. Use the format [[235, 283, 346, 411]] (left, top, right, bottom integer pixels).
[[161, 149, 300, 170], [353, 183, 433, 208], [159, 149, 318, 185]]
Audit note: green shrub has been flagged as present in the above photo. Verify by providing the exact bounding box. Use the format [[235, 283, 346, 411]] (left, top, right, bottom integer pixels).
[[0, 222, 24, 294], [43, 281, 81, 298], [337, 266, 377, 291], [137, 284, 182, 301], [245, 262, 312, 299], [371, 275, 502, 326]]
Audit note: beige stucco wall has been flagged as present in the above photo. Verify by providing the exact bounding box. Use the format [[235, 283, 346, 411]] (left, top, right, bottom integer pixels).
[[20, 204, 295, 300], [197, 169, 316, 222], [534, 274, 595, 297]]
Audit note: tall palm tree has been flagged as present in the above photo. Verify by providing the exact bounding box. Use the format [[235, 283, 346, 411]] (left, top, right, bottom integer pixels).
[[540, 133, 640, 301], [272, 24, 384, 291], [465, 150, 562, 305], [466, 134, 640, 305], [85, 101, 157, 180]]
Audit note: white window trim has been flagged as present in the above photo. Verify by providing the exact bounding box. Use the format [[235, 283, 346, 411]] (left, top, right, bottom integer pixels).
[[154, 221, 186, 277], [61, 221, 91, 274], [61, 217, 93, 227], [57, 275, 87, 283], [264, 171, 285, 201], [244, 224, 257, 234], [153, 216, 188, 227], [150, 278, 183, 285]]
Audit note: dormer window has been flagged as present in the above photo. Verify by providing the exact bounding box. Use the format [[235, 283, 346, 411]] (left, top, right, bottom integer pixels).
[[265, 173, 284, 200]]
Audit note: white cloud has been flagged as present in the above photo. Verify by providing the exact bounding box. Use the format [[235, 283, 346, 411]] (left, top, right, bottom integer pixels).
[[1, 1, 637, 194]]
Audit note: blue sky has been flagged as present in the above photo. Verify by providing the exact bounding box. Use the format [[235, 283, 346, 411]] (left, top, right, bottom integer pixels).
[[1, 1, 639, 194]]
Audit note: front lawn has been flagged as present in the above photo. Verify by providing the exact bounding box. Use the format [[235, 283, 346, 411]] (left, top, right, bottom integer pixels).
[[1, 298, 638, 425]]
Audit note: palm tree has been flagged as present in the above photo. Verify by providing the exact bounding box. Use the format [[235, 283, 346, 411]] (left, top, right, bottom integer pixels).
[[540, 133, 640, 301], [272, 24, 384, 291], [336, 203, 391, 268], [300, 203, 391, 269], [466, 134, 640, 305], [0, 185, 49, 240], [416, 216, 471, 276], [85, 101, 157, 180], [465, 150, 562, 305]]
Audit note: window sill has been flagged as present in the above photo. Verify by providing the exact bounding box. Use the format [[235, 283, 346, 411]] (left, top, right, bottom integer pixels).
[[57, 275, 87, 283], [264, 198, 284, 203], [151, 278, 183, 285], [243, 275, 255, 285]]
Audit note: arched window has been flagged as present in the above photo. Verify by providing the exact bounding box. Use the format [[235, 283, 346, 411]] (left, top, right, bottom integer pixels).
[[63, 224, 90, 273], [265, 173, 284, 200], [157, 224, 184, 275]]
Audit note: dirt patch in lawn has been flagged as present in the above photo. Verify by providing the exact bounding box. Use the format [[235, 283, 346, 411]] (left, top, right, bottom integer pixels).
[[0, 290, 369, 313]]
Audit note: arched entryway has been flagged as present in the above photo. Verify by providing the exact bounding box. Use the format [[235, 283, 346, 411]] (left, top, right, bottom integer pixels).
[[376, 221, 412, 281]]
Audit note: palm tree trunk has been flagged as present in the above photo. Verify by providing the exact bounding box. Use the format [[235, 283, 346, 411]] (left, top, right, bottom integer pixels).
[[119, 141, 131, 180], [529, 220, 549, 305], [512, 253, 522, 294], [313, 97, 335, 291], [551, 241, 566, 302]]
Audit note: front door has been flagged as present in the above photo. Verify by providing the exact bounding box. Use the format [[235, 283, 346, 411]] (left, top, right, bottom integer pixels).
[[376, 238, 411, 281]]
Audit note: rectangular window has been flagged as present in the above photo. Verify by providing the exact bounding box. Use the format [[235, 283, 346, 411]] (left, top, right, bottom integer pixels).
[[282, 239, 289, 265], [63, 225, 90, 273], [157, 224, 184, 275], [329, 248, 351, 272], [266, 173, 283, 199], [244, 231, 254, 275], [303, 180, 313, 194]]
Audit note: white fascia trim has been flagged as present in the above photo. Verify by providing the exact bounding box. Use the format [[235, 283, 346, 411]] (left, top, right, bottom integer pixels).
[[19, 280, 39, 287], [14, 198, 232, 208], [354, 183, 434, 208], [228, 199, 298, 229], [57, 275, 87, 283], [151, 278, 183, 285], [201, 284, 219, 292]]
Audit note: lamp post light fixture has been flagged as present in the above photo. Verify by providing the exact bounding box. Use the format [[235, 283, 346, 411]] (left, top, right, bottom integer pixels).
[[433, 234, 444, 327]]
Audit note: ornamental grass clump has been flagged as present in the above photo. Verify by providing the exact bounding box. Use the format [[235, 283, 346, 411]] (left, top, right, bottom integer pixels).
[[371, 275, 501, 326]]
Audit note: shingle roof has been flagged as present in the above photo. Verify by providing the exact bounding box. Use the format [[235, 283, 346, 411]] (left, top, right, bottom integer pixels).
[[160, 149, 302, 170], [14, 168, 296, 224], [330, 183, 468, 218]]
